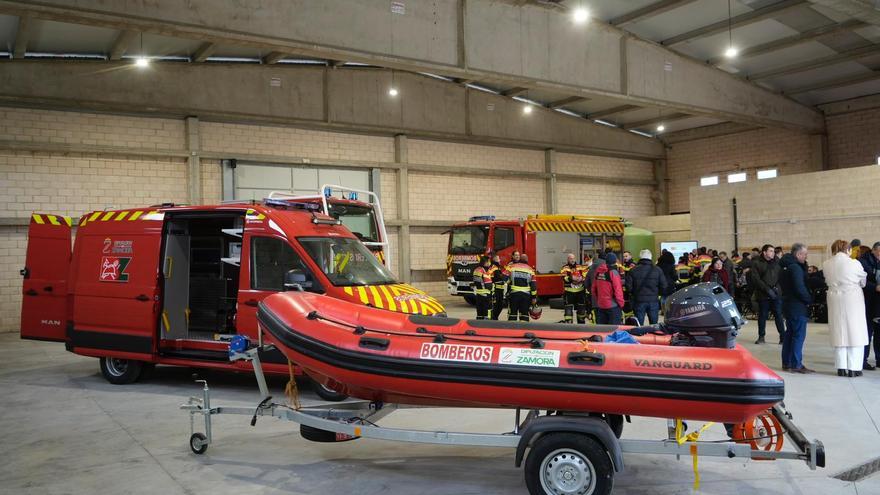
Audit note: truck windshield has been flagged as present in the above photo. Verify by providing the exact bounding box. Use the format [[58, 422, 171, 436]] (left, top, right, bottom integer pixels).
[[449, 226, 488, 255], [299, 237, 396, 287], [327, 204, 379, 243]]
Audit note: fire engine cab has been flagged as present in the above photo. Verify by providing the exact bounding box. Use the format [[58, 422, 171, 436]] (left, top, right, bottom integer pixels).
[[20, 199, 443, 398], [447, 215, 626, 302]]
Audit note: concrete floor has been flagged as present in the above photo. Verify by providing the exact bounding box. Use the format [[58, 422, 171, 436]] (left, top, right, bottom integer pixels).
[[2, 301, 880, 495]]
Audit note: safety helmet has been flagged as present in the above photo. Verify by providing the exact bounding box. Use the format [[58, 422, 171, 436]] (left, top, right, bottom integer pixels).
[[529, 305, 543, 320]]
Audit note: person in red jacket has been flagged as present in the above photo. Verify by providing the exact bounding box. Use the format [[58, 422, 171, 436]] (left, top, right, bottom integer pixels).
[[702, 257, 731, 293], [591, 253, 625, 324]]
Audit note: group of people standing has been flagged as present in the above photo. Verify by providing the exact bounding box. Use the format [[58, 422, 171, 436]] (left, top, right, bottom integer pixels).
[[472, 251, 537, 322]]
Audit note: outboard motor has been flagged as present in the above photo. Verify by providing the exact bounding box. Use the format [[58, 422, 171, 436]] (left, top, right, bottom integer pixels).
[[663, 283, 744, 348]]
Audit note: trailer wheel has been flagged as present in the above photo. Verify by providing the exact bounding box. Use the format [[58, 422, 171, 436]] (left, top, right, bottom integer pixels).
[[189, 432, 208, 454], [311, 379, 349, 402], [525, 433, 613, 495], [99, 357, 144, 385], [462, 294, 477, 306]]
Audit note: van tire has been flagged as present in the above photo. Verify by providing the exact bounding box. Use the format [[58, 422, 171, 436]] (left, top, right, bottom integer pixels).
[[99, 357, 144, 385]]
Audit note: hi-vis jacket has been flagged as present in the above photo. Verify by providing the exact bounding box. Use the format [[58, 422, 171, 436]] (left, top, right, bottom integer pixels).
[[505, 262, 537, 296], [561, 262, 588, 293], [488, 263, 506, 290], [472, 266, 494, 296]]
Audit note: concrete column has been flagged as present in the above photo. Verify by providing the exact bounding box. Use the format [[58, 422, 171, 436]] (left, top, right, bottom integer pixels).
[[394, 134, 411, 283], [545, 149, 558, 214], [810, 133, 829, 170], [652, 159, 669, 215], [185, 116, 201, 204]]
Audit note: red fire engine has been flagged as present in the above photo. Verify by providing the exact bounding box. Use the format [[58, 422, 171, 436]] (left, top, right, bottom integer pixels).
[[447, 215, 626, 302], [20, 199, 443, 399]]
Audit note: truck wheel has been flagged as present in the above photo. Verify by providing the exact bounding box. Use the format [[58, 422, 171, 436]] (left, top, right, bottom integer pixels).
[[463, 294, 477, 306], [312, 379, 348, 402], [525, 433, 613, 495], [99, 357, 144, 385]]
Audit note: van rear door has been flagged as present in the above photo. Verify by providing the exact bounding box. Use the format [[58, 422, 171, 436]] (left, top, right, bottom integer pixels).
[[21, 213, 72, 341]]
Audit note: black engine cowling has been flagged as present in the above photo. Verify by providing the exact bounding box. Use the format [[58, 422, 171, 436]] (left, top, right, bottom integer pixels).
[[663, 282, 743, 348]]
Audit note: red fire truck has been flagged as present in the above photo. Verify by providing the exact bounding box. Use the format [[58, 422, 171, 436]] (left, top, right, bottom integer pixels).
[[447, 215, 626, 303], [274, 184, 391, 267], [20, 199, 443, 399]]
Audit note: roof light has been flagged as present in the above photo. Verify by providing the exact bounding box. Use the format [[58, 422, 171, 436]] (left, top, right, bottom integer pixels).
[[724, 46, 738, 59], [573, 8, 590, 23], [388, 87, 399, 97], [700, 176, 719, 186], [727, 172, 747, 183], [656, 124, 665, 132], [757, 169, 777, 180], [523, 104, 533, 114], [134, 57, 150, 68]]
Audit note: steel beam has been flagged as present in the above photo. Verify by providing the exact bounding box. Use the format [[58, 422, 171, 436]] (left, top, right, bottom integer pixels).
[[748, 44, 880, 80], [785, 71, 880, 95], [262, 51, 288, 65], [501, 87, 528, 97], [623, 113, 690, 130], [609, 0, 698, 27], [589, 105, 641, 120], [662, 0, 807, 46], [191, 42, 216, 62], [0, 0, 824, 132], [546, 95, 588, 109], [661, 122, 761, 144], [12, 15, 31, 58], [705, 19, 867, 65]]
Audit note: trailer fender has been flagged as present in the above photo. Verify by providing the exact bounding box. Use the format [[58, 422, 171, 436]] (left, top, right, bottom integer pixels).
[[514, 416, 624, 472]]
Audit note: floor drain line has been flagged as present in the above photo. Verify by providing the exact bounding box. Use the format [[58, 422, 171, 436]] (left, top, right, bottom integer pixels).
[[832, 456, 880, 482]]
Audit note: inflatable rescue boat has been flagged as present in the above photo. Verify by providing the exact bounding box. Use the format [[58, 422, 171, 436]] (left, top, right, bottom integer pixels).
[[257, 283, 784, 423]]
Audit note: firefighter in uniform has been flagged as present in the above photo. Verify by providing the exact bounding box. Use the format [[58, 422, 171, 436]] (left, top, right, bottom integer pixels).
[[489, 253, 506, 320], [560, 253, 589, 324], [472, 256, 494, 319], [506, 253, 537, 322], [620, 251, 636, 273], [675, 256, 693, 289]]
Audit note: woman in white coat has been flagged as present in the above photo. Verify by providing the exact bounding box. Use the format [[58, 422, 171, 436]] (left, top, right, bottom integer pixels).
[[823, 240, 868, 377]]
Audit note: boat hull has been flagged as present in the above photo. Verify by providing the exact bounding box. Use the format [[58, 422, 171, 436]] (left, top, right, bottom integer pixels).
[[258, 292, 783, 423]]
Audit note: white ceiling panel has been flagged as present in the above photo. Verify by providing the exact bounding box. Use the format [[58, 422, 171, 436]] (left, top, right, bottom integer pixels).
[[794, 79, 880, 106], [673, 18, 801, 61], [575, 0, 659, 23], [764, 61, 871, 90], [26, 19, 118, 54], [735, 41, 839, 75], [624, 0, 755, 43]]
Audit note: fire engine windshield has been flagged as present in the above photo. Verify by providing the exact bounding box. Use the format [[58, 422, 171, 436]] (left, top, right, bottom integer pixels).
[[449, 226, 488, 255], [299, 237, 396, 287], [327, 204, 379, 243]]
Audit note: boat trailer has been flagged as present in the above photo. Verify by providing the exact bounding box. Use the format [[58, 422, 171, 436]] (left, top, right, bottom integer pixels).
[[180, 346, 824, 495]]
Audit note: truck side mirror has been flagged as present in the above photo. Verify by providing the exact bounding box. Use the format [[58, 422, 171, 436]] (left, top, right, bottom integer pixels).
[[284, 270, 312, 291]]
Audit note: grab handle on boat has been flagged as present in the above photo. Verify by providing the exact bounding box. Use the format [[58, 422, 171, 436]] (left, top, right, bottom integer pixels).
[[568, 351, 605, 366], [359, 337, 390, 351]]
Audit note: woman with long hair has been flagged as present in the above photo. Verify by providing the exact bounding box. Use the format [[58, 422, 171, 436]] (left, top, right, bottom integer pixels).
[[823, 240, 868, 377]]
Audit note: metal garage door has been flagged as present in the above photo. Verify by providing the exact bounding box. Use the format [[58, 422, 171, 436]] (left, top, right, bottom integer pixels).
[[224, 161, 375, 201]]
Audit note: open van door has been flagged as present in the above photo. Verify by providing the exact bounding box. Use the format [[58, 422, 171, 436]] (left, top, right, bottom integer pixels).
[[21, 213, 72, 341]]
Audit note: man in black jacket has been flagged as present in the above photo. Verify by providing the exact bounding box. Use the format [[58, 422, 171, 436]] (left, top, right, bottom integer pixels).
[[859, 242, 880, 370], [780, 244, 813, 373], [626, 249, 668, 325], [749, 244, 786, 344]]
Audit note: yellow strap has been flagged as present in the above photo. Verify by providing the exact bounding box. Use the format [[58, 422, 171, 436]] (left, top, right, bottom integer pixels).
[[284, 360, 301, 410], [674, 418, 714, 490]]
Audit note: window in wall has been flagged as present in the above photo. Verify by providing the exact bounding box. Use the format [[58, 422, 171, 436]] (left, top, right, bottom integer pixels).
[[700, 176, 718, 186], [727, 172, 747, 183], [757, 169, 778, 180]]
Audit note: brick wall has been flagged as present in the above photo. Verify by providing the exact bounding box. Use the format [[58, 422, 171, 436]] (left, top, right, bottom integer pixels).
[[666, 128, 818, 213], [409, 139, 544, 173], [690, 165, 880, 265], [826, 106, 880, 170]]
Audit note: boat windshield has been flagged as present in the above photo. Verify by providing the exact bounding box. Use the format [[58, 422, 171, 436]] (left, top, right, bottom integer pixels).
[[327, 204, 379, 244], [449, 226, 489, 255], [298, 236, 397, 287]]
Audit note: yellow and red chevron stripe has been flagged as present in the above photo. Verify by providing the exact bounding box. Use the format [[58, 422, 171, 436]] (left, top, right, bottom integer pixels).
[[78, 209, 163, 227], [30, 213, 72, 227], [341, 283, 445, 315], [373, 249, 386, 265], [525, 220, 624, 233]]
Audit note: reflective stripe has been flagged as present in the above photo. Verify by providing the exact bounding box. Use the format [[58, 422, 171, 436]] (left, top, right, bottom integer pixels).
[[379, 285, 398, 312], [368, 286, 384, 309], [114, 211, 128, 221], [128, 210, 144, 221], [89, 212, 102, 222], [101, 211, 115, 221], [47, 215, 61, 226], [356, 286, 370, 304], [32, 214, 45, 225]]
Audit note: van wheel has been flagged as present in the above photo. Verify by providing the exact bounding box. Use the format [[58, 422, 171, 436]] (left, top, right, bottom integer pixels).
[[525, 433, 613, 495], [312, 379, 348, 402], [99, 357, 144, 385]]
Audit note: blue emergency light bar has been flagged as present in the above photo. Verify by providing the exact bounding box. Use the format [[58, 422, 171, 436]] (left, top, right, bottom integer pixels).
[[264, 198, 323, 211], [468, 215, 496, 222]]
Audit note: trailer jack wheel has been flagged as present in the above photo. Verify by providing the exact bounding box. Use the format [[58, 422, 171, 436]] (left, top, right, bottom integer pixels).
[[190, 432, 208, 455]]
